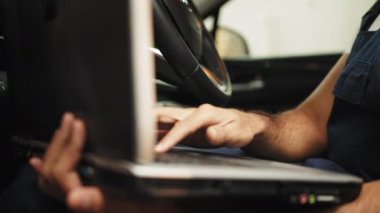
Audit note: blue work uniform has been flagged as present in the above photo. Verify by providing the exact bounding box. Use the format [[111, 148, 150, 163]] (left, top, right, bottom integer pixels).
[[327, 1, 380, 182]]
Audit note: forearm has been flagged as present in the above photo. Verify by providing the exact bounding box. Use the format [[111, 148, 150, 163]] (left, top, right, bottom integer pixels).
[[243, 54, 348, 162], [243, 108, 327, 162]]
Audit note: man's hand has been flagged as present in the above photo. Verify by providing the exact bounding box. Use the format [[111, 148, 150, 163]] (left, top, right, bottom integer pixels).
[[155, 104, 269, 153], [29, 113, 105, 213]]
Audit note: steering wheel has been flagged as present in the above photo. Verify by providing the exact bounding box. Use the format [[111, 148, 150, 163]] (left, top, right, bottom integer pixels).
[[153, 0, 232, 106]]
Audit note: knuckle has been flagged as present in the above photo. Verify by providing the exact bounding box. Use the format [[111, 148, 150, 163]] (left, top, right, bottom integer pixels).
[[230, 109, 242, 118], [198, 104, 214, 112]]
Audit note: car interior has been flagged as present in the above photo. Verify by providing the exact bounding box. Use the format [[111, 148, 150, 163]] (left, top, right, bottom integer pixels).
[[156, 0, 341, 112], [0, 0, 372, 198]]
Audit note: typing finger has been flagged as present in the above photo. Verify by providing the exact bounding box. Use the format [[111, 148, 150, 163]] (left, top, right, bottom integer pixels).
[[155, 105, 221, 153]]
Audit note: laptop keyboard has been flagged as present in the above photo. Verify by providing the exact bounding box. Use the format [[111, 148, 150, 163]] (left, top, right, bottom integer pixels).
[[156, 151, 252, 167]]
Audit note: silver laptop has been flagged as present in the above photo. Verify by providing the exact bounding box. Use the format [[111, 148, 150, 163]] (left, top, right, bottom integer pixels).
[[5, 0, 362, 206]]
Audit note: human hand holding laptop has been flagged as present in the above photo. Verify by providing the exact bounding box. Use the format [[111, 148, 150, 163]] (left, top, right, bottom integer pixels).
[[27, 106, 269, 212], [27, 113, 178, 213], [29, 113, 105, 213]]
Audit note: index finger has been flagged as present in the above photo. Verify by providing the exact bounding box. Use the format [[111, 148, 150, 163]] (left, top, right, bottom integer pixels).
[[154, 105, 219, 153]]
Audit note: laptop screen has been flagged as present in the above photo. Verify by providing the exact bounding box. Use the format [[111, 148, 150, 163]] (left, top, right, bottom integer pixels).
[[3, 0, 155, 162]]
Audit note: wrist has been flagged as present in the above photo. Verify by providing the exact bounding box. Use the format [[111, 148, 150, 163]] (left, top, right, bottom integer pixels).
[[246, 110, 272, 142]]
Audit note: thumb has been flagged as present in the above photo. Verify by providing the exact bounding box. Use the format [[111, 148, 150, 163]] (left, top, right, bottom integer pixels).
[[67, 187, 105, 213], [206, 125, 225, 146]]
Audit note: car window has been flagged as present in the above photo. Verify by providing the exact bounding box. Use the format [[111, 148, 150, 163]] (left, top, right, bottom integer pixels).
[[213, 0, 377, 59]]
